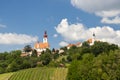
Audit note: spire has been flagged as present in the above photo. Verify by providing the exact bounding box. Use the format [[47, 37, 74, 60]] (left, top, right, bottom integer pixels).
[[43, 31, 48, 43], [92, 32, 96, 40], [44, 31, 47, 38], [93, 32, 95, 37]]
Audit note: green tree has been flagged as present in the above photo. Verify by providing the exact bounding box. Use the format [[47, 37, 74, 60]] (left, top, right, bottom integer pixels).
[[82, 41, 90, 48], [91, 41, 110, 56], [23, 45, 32, 52], [40, 53, 52, 65], [0, 67, 4, 74], [21, 60, 31, 69], [6, 61, 19, 72], [32, 49, 37, 57], [67, 60, 80, 80], [67, 50, 120, 80]]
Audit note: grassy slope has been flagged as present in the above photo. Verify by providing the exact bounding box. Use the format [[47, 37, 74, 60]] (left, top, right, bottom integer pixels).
[[8, 67, 68, 80], [52, 68, 68, 80], [0, 72, 13, 80]]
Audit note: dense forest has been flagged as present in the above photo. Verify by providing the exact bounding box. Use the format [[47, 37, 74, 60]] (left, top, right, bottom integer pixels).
[[0, 41, 120, 79], [67, 41, 120, 80]]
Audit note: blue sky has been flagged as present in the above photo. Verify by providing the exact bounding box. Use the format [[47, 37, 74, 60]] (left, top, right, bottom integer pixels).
[[0, 0, 120, 52]]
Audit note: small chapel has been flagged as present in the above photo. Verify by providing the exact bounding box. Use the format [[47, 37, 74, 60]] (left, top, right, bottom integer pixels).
[[87, 33, 96, 45], [34, 31, 50, 56]]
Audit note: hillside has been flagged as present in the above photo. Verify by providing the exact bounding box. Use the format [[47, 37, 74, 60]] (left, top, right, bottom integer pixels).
[[0, 73, 13, 80], [8, 67, 67, 80]]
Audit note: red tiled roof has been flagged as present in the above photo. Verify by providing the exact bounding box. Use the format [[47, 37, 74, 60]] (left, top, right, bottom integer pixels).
[[34, 42, 50, 49], [87, 38, 93, 43], [67, 44, 75, 47]]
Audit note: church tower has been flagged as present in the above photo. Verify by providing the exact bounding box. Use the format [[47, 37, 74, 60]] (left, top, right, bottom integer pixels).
[[91, 32, 96, 45], [93, 32, 96, 39], [43, 31, 48, 43]]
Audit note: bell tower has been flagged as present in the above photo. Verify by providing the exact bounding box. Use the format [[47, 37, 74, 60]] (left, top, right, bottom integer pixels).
[[43, 31, 48, 43]]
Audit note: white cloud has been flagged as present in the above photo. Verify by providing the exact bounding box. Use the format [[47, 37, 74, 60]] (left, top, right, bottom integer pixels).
[[96, 10, 120, 24], [53, 34, 58, 38], [71, 0, 120, 13], [0, 24, 7, 28], [96, 10, 120, 18], [101, 16, 120, 24], [59, 41, 69, 47], [71, 0, 120, 24], [0, 33, 38, 45], [55, 18, 120, 46], [55, 18, 87, 41]]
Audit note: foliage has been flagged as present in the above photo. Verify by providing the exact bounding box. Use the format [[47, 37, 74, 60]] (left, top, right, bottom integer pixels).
[[91, 41, 118, 56], [66, 41, 118, 63], [82, 41, 90, 48], [6, 61, 19, 72], [39, 53, 52, 65], [0, 67, 4, 74], [23, 45, 32, 52], [31, 49, 37, 57], [67, 60, 81, 80], [0, 41, 119, 80], [67, 50, 120, 80]]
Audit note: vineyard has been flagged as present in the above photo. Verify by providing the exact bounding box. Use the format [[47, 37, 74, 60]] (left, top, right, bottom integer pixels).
[[0, 72, 13, 80], [8, 67, 68, 80]]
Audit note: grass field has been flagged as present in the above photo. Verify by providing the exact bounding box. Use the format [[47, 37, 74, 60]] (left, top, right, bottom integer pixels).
[[8, 67, 68, 80], [52, 68, 68, 80], [0, 72, 13, 80]]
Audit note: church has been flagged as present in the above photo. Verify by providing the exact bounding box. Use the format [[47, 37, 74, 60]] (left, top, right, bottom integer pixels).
[[87, 33, 96, 45], [34, 31, 50, 56]]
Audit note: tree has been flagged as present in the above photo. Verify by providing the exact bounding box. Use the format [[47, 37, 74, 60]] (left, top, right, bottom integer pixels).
[[67, 56, 72, 62], [82, 41, 90, 48], [91, 41, 110, 56], [52, 48, 55, 53], [67, 50, 120, 80], [67, 60, 81, 80], [32, 49, 37, 57], [21, 60, 31, 69], [6, 61, 19, 72], [23, 45, 32, 52], [0, 67, 4, 74], [39, 53, 52, 65], [109, 44, 118, 51], [52, 53, 59, 60]]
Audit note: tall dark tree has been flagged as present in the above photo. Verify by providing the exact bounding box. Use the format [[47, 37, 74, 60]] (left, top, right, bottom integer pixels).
[[82, 41, 90, 48], [52, 48, 55, 53], [24, 45, 32, 52], [32, 49, 37, 57]]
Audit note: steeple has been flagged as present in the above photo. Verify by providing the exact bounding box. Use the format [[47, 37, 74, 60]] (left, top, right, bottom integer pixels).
[[93, 32, 96, 39], [44, 31, 47, 38], [43, 31, 48, 43]]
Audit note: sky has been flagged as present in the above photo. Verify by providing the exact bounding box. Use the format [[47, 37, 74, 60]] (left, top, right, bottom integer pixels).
[[0, 0, 120, 52]]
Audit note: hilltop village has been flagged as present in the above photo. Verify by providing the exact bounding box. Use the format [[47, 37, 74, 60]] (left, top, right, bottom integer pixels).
[[0, 30, 119, 79], [21, 31, 99, 57]]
